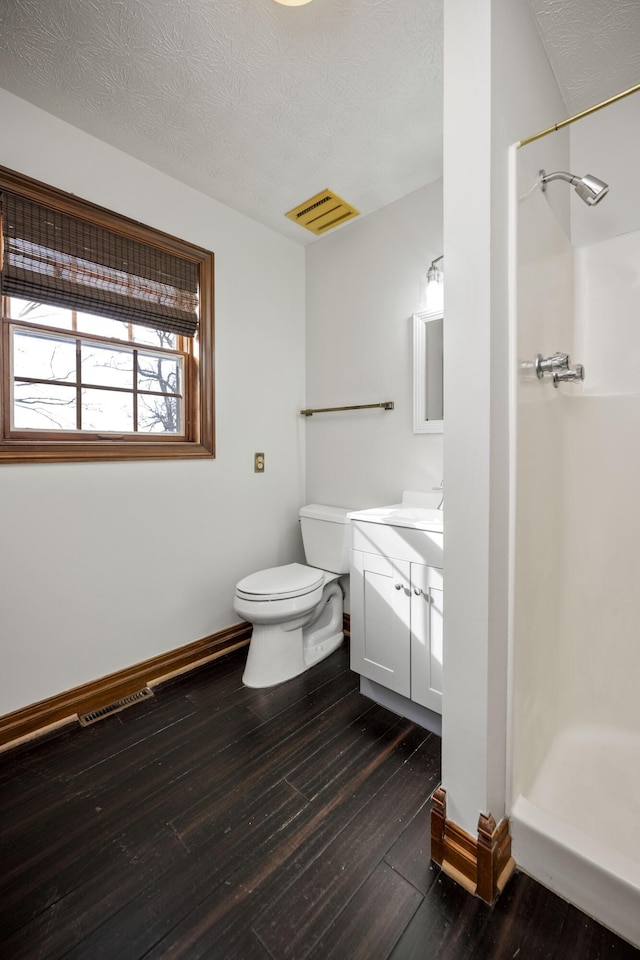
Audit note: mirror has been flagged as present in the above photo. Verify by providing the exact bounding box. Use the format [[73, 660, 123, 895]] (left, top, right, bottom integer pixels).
[[413, 308, 443, 433]]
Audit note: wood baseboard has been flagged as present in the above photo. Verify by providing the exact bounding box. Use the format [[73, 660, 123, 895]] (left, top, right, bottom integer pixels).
[[2, 613, 351, 752], [0, 622, 251, 751], [430, 786, 516, 904]]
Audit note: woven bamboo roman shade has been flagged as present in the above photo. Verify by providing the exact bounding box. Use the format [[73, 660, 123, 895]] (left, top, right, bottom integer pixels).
[[0, 192, 200, 337]]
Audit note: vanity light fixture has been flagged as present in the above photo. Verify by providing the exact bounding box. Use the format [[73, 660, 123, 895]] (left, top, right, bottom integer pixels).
[[425, 254, 444, 311], [427, 254, 444, 285], [273, 0, 313, 5]]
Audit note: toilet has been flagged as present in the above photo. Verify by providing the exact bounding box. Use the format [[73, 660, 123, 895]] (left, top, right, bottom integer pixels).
[[233, 504, 352, 688]]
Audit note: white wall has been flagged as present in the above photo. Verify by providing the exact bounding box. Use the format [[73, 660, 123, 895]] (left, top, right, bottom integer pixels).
[[305, 181, 443, 511], [570, 93, 640, 249], [442, 0, 569, 834], [512, 93, 640, 937], [563, 98, 640, 736], [0, 90, 306, 716], [574, 232, 640, 395], [559, 229, 640, 736], [512, 90, 640, 788], [558, 394, 640, 738], [511, 149, 573, 800]]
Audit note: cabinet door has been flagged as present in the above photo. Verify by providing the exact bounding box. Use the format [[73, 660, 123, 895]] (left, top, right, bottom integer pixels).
[[350, 550, 411, 697], [410, 563, 443, 713]]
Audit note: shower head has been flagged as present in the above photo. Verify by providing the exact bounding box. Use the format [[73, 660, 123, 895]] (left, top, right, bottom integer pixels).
[[539, 169, 609, 206]]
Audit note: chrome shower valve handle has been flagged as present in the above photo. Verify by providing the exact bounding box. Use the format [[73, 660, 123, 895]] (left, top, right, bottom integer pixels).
[[553, 364, 584, 388], [534, 353, 585, 388], [535, 352, 570, 379]]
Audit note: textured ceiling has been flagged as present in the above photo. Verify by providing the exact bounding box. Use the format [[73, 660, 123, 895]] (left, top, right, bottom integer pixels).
[[527, 0, 640, 114], [0, 0, 443, 244], [0, 1, 638, 245]]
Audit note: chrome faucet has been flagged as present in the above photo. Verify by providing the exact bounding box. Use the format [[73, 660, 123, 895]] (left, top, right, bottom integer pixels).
[[534, 352, 569, 379], [534, 352, 585, 389], [553, 364, 584, 387], [433, 480, 444, 510]]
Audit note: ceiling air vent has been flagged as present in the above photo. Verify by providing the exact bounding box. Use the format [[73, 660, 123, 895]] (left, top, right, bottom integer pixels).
[[285, 189, 360, 235]]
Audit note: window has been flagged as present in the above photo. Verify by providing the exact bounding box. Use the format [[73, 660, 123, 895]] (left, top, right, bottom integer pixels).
[[0, 166, 214, 463]]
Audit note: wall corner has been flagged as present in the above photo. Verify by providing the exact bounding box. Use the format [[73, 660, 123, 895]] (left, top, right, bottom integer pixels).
[[430, 785, 516, 904]]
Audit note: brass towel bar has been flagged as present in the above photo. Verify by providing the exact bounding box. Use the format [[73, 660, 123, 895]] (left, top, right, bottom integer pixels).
[[300, 401, 394, 417]]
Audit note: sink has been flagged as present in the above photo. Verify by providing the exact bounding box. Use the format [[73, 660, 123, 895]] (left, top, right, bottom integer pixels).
[[348, 503, 443, 532], [384, 506, 444, 529]]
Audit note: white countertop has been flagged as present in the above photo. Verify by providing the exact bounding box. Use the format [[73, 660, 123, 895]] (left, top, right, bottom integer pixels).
[[348, 503, 444, 533]]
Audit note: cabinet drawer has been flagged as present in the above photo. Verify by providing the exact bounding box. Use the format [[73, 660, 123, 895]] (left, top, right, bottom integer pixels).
[[351, 520, 443, 568]]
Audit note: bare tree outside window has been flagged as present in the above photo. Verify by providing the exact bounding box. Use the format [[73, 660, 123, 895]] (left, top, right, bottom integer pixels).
[[9, 299, 184, 434], [0, 166, 214, 464]]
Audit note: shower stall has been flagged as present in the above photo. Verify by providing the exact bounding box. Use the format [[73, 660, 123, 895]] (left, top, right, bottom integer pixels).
[[507, 89, 640, 948]]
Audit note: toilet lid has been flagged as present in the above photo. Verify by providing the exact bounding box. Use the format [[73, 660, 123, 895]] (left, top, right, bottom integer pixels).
[[236, 562, 324, 600]]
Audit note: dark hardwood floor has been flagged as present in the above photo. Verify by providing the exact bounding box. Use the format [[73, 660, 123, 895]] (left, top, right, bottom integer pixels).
[[0, 642, 637, 959]]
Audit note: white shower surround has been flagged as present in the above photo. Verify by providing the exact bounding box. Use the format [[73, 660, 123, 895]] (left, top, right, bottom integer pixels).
[[512, 721, 640, 947], [508, 132, 640, 947]]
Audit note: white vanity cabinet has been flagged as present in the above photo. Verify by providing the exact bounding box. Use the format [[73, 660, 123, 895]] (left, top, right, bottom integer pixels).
[[349, 512, 443, 716]]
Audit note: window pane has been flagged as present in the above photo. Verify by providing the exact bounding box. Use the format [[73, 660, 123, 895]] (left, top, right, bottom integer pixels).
[[13, 329, 77, 382], [13, 382, 77, 430], [8, 297, 73, 329], [74, 310, 177, 348], [75, 311, 130, 340], [81, 343, 134, 389], [81, 388, 133, 432], [138, 394, 181, 433], [137, 353, 181, 394], [131, 325, 177, 348]]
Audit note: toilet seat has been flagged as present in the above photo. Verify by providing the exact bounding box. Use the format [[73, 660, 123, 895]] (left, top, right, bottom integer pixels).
[[236, 562, 324, 602]]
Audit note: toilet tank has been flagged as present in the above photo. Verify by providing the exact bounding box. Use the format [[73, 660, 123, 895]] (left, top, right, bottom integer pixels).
[[299, 504, 352, 574]]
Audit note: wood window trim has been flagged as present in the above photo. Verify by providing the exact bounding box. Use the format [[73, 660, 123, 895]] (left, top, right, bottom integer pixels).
[[0, 166, 215, 464]]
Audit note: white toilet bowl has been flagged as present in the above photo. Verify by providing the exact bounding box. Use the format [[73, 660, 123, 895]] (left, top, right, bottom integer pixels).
[[233, 504, 352, 688], [234, 563, 344, 688]]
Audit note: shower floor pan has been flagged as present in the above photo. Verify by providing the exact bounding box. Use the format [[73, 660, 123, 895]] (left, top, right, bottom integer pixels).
[[511, 723, 640, 949]]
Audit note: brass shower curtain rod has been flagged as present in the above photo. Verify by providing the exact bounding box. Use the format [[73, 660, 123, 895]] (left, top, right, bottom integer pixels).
[[519, 81, 640, 147]]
